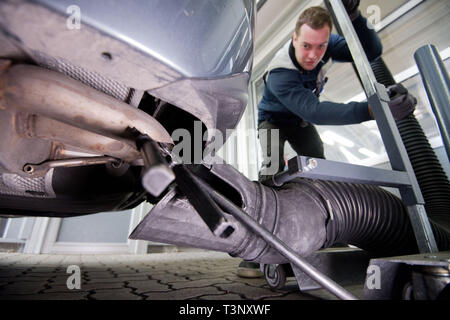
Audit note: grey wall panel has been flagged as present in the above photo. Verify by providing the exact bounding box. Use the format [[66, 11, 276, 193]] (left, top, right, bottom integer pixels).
[[434, 146, 450, 178], [56, 210, 132, 243], [0, 218, 7, 237]]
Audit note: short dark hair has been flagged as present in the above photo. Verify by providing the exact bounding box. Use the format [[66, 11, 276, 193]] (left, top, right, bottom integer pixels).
[[295, 6, 333, 35]]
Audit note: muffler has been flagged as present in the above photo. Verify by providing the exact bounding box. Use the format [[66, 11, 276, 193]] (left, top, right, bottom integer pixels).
[[0, 62, 173, 148], [0, 61, 174, 175]]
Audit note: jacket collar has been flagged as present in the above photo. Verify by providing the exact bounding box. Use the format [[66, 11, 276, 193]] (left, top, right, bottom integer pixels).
[[289, 40, 329, 75], [289, 40, 305, 74]]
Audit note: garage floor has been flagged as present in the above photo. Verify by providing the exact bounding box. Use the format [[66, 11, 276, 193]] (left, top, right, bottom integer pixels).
[[0, 251, 365, 300]]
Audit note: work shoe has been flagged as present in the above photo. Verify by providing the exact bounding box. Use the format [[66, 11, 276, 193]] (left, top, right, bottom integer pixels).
[[237, 261, 263, 278]]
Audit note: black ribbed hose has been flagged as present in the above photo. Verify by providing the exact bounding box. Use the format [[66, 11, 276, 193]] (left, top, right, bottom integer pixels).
[[299, 179, 450, 256]]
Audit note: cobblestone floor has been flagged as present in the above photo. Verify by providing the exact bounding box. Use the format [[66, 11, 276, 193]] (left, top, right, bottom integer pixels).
[[0, 251, 364, 300]]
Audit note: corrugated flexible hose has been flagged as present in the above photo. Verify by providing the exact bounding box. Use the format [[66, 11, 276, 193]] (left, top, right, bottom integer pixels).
[[296, 179, 449, 255]]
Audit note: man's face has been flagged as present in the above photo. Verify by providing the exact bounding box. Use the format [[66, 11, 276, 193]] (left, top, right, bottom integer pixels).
[[293, 24, 330, 71]]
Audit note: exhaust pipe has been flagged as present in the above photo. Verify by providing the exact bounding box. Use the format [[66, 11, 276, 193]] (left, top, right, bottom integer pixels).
[[29, 115, 141, 162], [0, 63, 173, 147], [131, 162, 450, 264]]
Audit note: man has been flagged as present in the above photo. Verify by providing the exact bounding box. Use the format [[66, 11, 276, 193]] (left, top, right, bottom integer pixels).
[[237, 2, 416, 278]]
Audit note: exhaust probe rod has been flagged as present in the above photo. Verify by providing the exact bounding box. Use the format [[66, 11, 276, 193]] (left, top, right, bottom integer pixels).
[[193, 175, 359, 300]]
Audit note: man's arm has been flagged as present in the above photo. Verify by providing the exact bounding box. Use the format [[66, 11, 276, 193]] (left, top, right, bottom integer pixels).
[[327, 14, 383, 62], [267, 68, 371, 125]]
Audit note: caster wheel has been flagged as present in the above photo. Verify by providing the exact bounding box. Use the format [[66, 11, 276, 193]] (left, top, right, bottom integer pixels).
[[402, 281, 414, 300], [264, 264, 287, 289]]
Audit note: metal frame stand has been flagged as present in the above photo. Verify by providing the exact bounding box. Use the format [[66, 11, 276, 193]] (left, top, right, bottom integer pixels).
[[258, 0, 442, 298], [322, 0, 438, 254], [414, 44, 450, 160]]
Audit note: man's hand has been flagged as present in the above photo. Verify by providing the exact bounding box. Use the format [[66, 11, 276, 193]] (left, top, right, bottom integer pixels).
[[387, 84, 417, 121], [342, 0, 360, 21]]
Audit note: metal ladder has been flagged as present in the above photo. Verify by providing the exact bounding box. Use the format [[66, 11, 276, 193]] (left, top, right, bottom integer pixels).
[[316, 0, 439, 254]]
